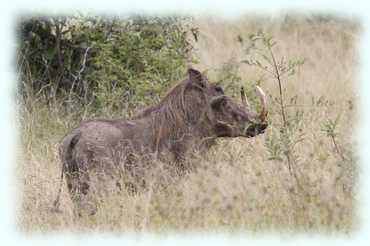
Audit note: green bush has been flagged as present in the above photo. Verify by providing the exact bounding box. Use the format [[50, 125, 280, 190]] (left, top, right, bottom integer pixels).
[[18, 15, 194, 114]]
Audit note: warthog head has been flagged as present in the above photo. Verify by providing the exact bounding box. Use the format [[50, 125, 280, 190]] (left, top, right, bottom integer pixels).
[[186, 68, 268, 138]]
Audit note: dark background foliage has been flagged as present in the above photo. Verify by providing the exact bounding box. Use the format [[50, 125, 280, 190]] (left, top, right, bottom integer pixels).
[[18, 15, 195, 115]]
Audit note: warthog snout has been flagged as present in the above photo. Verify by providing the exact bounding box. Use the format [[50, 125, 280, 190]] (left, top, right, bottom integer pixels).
[[245, 122, 268, 137]]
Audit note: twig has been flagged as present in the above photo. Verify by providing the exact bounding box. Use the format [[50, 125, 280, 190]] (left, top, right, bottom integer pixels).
[[268, 45, 287, 127], [330, 135, 346, 162], [68, 47, 91, 104]]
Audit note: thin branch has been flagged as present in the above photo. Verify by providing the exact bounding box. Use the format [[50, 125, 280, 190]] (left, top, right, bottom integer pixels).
[[55, 18, 63, 78], [268, 44, 287, 126], [51, 17, 67, 107], [68, 46, 91, 103], [330, 135, 346, 162]]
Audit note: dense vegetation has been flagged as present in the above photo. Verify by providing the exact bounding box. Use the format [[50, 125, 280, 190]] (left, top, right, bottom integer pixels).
[[18, 15, 195, 115]]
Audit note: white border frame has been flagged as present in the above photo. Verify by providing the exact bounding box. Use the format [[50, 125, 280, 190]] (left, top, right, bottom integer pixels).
[[1, 0, 369, 245]]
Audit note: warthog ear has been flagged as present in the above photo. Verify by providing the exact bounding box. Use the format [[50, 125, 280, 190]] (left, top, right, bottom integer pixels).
[[211, 95, 227, 110], [188, 68, 202, 83]]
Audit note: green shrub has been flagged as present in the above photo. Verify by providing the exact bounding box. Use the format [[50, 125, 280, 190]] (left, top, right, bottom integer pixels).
[[18, 15, 194, 114]]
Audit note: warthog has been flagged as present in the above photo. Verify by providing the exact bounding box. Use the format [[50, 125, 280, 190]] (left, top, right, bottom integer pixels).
[[53, 68, 268, 216]]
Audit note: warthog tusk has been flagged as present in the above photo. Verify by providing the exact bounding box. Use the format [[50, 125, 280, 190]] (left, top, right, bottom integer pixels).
[[240, 86, 250, 108], [255, 85, 267, 121]]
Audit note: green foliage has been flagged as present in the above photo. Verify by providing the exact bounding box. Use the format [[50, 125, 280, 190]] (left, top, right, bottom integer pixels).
[[18, 15, 194, 114]]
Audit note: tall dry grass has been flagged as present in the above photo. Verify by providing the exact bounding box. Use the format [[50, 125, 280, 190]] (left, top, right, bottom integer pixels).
[[17, 15, 359, 233]]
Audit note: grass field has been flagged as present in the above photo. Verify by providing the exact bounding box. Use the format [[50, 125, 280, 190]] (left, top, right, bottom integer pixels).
[[17, 15, 359, 233]]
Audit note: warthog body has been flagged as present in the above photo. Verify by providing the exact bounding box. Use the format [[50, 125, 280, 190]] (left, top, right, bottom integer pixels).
[[54, 68, 268, 216]]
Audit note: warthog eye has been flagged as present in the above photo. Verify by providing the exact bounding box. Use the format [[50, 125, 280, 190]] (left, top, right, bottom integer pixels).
[[215, 86, 224, 94]]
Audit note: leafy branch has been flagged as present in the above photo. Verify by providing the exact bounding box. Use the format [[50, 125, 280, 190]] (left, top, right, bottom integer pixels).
[[322, 114, 346, 162], [242, 31, 305, 192]]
